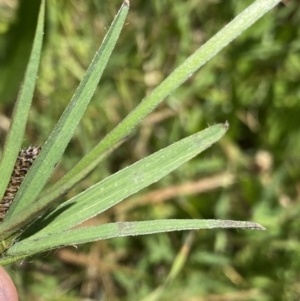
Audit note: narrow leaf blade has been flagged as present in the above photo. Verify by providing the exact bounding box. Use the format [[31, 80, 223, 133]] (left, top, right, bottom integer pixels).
[[0, 0, 45, 201], [28, 123, 228, 238], [5, 1, 129, 219], [6, 219, 265, 256], [48, 0, 281, 200]]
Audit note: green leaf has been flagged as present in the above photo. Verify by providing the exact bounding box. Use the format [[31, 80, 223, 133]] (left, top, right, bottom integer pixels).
[[6, 219, 265, 257], [48, 0, 281, 200], [0, 0, 45, 201], [5, 1, 130, 220], [25, 123, 228, 239], [0, 141, 126, 245]]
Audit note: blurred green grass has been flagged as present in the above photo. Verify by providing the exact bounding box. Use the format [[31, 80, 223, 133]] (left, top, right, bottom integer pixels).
[[0, 0, 300, 300]]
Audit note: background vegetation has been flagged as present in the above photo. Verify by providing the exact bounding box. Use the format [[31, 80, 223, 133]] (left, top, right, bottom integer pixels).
[[0, 0, 299, 300]]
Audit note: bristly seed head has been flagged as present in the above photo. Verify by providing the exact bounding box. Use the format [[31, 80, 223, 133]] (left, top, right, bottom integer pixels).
[[0, 146, 41, 222]]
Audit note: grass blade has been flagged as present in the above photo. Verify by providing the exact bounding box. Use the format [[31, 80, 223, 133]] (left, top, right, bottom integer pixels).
[[0, 0, 45, 201], [26, 123, 228, 239], [6, 219, 265, 257], [0, 139, 127, 243], [48, 0, 281, 200], [5, 1, 129, 220]]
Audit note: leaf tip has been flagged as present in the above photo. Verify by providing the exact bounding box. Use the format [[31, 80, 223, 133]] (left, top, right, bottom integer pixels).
[[223, 120, 229, 130], [243, 222, 265, 230], [123, 0, 130, 7], [251, 223, 266, 230]]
